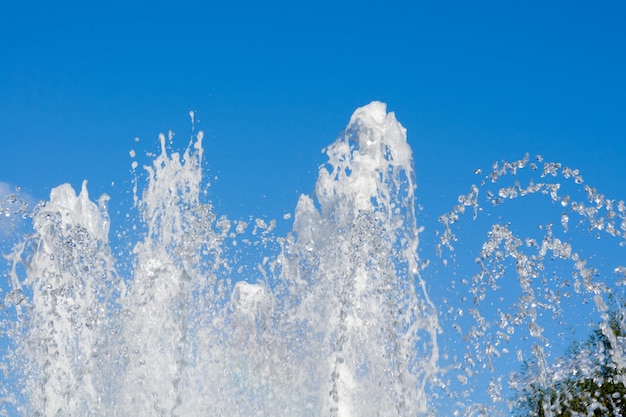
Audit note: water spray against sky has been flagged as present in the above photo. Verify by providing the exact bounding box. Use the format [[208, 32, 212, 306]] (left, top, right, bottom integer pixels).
[[1, 102, 626, 416]]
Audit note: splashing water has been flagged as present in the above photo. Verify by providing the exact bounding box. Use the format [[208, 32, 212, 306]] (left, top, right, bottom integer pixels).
[[1, 102, 625, 417]]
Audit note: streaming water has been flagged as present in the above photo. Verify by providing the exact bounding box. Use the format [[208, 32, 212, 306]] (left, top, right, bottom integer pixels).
[[0, 102, 624, 416]]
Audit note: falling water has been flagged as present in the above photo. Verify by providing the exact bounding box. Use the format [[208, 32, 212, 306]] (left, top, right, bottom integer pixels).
[[1, 102, 625, 416]]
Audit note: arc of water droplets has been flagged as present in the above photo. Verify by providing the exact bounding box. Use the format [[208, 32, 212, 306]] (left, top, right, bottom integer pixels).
[[439, 152, 623, 316], [441, 153, 626, 248]]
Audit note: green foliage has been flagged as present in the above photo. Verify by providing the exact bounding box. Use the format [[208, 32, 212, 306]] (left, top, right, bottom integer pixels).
[[513, 312, 626, 416]]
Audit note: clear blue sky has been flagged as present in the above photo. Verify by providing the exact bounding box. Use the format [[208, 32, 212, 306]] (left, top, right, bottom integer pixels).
[[1, 1, 624, 219], [1, 0, 626, 412]]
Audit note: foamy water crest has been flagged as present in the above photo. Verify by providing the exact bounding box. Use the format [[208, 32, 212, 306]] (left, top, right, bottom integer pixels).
[[1, 102, 625, 416]]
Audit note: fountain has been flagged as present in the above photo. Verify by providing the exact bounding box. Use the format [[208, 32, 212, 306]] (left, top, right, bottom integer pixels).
[[0, 102, 624, 416]]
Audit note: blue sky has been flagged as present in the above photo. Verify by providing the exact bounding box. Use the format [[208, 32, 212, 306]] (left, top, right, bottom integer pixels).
[[1, 0, 626, 411], [2, 1, 624, 220]]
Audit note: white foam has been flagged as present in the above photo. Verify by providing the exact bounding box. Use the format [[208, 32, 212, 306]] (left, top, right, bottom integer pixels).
[[3, 103, 438, 417], [46, 180, 110, 243], [286, 101, 435, 416], [314, 101, 413, 218]]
